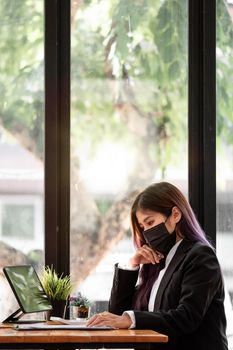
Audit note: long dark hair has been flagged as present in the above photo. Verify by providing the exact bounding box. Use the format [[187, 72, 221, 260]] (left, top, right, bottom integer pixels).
[[130, 182, 211, 310]]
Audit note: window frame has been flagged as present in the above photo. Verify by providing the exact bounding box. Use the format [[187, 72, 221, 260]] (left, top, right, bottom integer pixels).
[[44, 0, 217, 277], [188, 0, 216, 245], [44, 0, 70, 275]]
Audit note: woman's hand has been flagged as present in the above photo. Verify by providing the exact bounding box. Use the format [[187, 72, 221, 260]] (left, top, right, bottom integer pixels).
[[86, 311, 131, 329], [129, 244, 164, 268]]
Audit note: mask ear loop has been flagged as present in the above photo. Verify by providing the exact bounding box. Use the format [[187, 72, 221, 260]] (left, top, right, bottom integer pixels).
[[165, 207, 180, 239], [164, 207, 174, 224]]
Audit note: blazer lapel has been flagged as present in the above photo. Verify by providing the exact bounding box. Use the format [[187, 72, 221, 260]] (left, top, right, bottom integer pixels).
[[153, 239, 194, 310]]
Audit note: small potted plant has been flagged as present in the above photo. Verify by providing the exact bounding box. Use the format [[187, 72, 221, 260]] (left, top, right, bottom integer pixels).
[[40, 266, 74, 318], [70, 292, 91, 319]]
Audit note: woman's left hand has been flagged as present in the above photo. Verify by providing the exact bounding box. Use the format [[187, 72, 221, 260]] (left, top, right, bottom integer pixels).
[[86, 311, 132, 329]]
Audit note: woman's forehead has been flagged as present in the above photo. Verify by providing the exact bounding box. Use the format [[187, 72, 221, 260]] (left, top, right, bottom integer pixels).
[[136, 209, 159, 221]]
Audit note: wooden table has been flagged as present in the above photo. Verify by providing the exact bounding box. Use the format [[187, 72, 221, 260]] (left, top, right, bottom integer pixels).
[[0, 325, 168, 349]]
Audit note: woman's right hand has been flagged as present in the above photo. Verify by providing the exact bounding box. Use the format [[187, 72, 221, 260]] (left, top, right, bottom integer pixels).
[[128, 245, 164, 268]]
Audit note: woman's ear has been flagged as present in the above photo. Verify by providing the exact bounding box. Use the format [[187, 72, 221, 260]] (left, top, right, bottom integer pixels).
[[171, 206, 182, 223]]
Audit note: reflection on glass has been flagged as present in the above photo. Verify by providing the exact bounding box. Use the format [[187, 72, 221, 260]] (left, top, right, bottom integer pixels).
[[216, 0, 233, 340], [0, 1, 44, 321], [71, 0, 188, 313]]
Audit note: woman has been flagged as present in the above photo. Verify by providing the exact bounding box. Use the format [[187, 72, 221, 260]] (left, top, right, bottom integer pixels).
[[87, 182, 228, 350]]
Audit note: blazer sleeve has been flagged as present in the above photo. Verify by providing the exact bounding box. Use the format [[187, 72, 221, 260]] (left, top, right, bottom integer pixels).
[[108, 263, 139, 315], [134, 244, 224, 337]]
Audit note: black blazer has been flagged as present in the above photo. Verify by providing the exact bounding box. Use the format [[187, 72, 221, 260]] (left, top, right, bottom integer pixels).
[[108, 239, 228, 350]]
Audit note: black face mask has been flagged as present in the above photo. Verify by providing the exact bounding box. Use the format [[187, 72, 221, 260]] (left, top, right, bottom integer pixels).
[[142, 222, 176, 255]]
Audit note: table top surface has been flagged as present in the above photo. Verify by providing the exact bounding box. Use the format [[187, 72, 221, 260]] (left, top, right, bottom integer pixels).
[[0, 324, 168, 344]]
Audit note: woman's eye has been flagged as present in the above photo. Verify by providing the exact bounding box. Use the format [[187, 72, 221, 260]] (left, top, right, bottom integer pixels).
[[147, 221, 154, 227]]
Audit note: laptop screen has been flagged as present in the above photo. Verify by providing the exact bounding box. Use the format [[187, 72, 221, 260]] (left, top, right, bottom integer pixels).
[[3, 265, 52, 314]]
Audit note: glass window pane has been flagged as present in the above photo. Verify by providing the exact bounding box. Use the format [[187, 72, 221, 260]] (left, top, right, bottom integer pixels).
[[0, 0, 44, 321], [2, 204, 34, 239], [216, 0, 233, 342], [70, 0, 188, 315]]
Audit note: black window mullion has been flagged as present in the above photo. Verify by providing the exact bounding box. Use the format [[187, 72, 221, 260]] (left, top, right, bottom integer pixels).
[[188, 0, 216, 245], [58, 0, 71, 277], [45, 0, 70, 275]]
